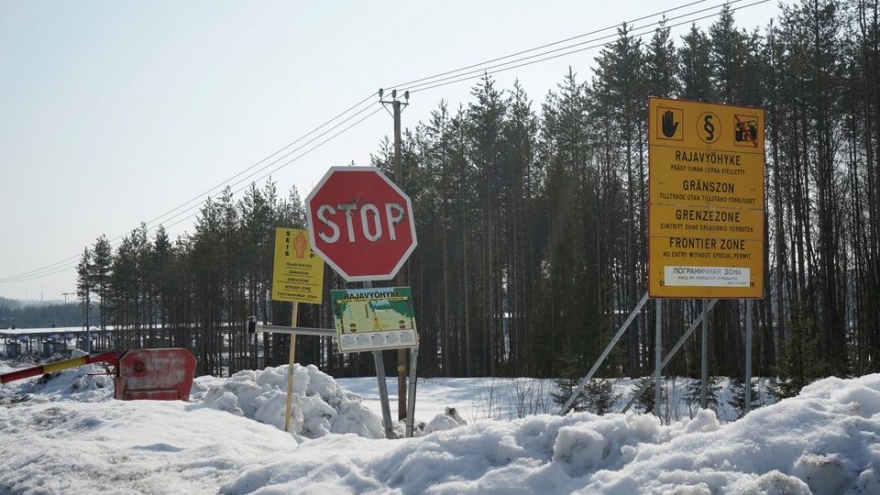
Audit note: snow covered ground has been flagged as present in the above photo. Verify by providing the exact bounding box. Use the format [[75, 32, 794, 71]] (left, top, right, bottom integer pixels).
[[2, 352, 880, 494]]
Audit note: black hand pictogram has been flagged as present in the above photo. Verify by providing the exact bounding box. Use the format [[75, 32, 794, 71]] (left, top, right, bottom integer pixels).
[[662, 110, 679, 138]]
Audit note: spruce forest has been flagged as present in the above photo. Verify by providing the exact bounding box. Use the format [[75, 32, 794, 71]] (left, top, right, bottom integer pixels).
[[71, 1, 880, 392]]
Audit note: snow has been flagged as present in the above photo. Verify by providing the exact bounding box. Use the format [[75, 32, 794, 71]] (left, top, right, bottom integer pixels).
[[3, 354, 880, 494]]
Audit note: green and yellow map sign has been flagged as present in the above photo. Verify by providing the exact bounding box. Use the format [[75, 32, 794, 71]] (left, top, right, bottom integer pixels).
[[271, 228, 324, 304], [648, 97, 765, 299], [331, 287, 418, 353]]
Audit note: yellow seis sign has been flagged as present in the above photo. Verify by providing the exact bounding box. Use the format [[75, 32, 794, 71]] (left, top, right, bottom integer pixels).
[[648, 97, 765, 299], [271, 228, 325, 304]]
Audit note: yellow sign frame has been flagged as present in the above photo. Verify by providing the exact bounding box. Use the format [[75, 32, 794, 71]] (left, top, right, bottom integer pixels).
[[271, 228, 325, 304], [648, 97, 765, 299]]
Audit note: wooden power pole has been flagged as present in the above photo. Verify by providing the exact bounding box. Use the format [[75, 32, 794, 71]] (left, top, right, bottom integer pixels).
[[380, 89, 410, 421]]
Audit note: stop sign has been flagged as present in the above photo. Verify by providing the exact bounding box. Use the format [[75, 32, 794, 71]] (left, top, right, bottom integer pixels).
[[306, 166, 417, 282]]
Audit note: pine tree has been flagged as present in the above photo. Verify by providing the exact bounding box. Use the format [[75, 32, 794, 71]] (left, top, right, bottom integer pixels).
[[685, 376, 722, 414], [708, 3, 748, 104], [150, 226, 172, 336], [632, 376, 666, 415], [551, 349, 587, 412], [588, 24, 648, 376], [465, 73, 508, 376], [92, 235, 113, 333], [679, 24, 713, 101], [583, 378, 621, 415], [75, 247, 92, 343], [502, 80, 540, 375], [728, 378, 761, 419], [646, 19, 680, 98], [772, 300, 824, 400]]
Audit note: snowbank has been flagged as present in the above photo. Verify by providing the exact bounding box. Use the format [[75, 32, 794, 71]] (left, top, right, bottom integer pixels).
[[192, 364, 386, 439], [4, 356, 880, 494]]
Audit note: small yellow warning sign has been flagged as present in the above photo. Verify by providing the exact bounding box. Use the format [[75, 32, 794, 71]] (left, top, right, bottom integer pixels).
[[272, 228, 325, 304]]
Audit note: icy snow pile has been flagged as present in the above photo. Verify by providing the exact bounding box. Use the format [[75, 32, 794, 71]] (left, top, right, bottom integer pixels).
[[0, 357, 389, 440], [423, 406, 467, 434], [191, 364, 386, 439], [0, 352, 114, 406], [221, 374, 880, 495], [4, 357, 880, 494]]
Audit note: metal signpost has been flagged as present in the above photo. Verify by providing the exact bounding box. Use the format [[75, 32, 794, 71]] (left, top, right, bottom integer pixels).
[[306, 166, 420, 438], [648, 97, 766, 414]]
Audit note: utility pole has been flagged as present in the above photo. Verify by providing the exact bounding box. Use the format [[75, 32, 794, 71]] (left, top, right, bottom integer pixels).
[[62, 292, 76, 328], [380, 88, 409, 421]]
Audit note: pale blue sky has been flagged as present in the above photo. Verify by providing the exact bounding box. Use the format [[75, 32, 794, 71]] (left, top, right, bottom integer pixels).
[[0, 0, 781, 302]]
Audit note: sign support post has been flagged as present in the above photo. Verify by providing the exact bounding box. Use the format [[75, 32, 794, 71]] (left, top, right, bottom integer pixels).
[[364, 280, 395, 439], [405, 347, 419, 437], [701, 300, 709, 409], [746, 300, 753, 413], [622, 299, 718, 413], [373, 350, 394, 438], [558, 292, 650, 415], [284, 302, 298, 433], [271, 227, 325, 434], [655, 300, 662, 417]]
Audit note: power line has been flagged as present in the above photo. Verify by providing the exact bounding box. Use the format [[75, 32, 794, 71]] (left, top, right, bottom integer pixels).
[[402, 0, 768, 95], [143, 101, 384, 234], [138, 93, 378, 233], [0, 99, 380, 285], [390, 0, 766, 95], [0, 255, 83, 284], [385, 0, 713, 92], [158, 105, 385, 234], [0, 103, 388, 285]]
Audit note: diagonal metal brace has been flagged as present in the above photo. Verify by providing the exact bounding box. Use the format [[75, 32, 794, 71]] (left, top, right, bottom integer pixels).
[[559, 291, 650, 415], [621, 298, 718, 413]]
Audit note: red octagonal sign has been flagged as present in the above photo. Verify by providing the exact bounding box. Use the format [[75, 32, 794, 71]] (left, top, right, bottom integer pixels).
[[306, 166, 417, 282]]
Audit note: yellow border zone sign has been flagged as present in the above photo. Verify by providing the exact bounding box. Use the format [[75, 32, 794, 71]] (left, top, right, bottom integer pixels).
[[648, 97, 765, 299], [272, 227, 325, 304]]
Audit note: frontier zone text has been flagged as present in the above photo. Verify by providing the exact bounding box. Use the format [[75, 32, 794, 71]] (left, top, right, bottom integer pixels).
[[668, 237, 746, 251]]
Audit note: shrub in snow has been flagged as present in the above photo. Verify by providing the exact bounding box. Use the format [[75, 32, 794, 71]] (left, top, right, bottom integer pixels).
[[772, 299, 825, 400], [685, 376, 722, 416], [631, 376, 667, 416], [583, 378, 621, 415], [728, 377, 762, 418], [550, 349, 588, 413]]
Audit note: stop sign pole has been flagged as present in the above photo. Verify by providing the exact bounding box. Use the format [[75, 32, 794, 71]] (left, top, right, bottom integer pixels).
[[306, 166, 418, 438]]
